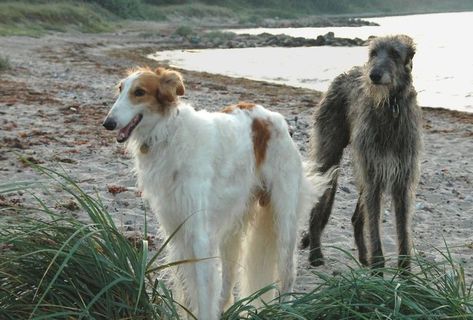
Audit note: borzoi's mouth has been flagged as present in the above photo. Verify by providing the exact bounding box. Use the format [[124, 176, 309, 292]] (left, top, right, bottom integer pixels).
[[117, 114, 142, 143]]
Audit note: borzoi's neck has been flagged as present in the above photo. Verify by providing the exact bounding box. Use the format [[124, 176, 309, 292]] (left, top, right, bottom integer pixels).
[[126, 102, 193, 158]]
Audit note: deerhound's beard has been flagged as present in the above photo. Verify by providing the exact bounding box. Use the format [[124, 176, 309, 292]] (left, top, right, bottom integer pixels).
[[360, 73, 390, 109]]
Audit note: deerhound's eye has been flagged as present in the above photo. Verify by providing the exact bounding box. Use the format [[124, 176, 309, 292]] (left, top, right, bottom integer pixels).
[[389, 48, 400, 59], [118, 83, 123, 92], [370, 50, 378, 58], [135, 88, 146, 97]]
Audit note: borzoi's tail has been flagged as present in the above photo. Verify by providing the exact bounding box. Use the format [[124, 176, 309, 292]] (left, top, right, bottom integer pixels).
[[240, 166, 335, 306], [241, 203, 278, 305]]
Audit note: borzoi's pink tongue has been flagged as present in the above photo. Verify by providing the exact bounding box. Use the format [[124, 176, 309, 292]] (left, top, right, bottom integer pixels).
[[117, 114, 142, 143]]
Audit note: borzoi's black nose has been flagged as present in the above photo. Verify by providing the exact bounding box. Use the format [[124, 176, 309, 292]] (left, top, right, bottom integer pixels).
[[369, 70, 383, 84], [102, 118, 117, 130]]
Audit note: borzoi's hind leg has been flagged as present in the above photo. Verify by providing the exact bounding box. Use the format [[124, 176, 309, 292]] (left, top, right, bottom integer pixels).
[[219, 228, 244, 311], [271, 184, 299, 297], [351, 192, 369, 266], [392, 183, 414, 272]]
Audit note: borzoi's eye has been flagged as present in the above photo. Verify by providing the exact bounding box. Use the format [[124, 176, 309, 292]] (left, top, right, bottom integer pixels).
[[135, 88, 146, 97], [118, 83, 123, 92]]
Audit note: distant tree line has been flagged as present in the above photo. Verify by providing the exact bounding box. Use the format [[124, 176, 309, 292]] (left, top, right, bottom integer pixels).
[[141, 0, 473, 14], [12, 0, 471, 18]]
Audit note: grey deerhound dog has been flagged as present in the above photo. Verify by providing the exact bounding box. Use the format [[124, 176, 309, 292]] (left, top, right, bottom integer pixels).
[[301, 35, 422, 272]]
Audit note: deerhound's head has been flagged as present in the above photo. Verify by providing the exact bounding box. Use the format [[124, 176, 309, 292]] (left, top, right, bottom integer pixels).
[[365, 35, 416, 91]]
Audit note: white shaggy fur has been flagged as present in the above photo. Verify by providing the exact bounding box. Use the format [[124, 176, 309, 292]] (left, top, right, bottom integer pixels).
[[103, 68, 326, 319]]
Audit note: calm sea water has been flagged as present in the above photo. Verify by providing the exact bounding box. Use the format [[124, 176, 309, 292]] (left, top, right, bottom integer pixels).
[[148, 12, 473, 112]]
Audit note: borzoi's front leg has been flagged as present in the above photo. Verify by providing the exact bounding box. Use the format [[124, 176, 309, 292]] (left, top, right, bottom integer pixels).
[[219, 228, 244, 311], [178, 189, 219, 319], [191, 225, 220, 320]]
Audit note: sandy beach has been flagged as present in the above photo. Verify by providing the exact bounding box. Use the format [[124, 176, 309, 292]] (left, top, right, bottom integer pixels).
[[1, 24, 472, 291]]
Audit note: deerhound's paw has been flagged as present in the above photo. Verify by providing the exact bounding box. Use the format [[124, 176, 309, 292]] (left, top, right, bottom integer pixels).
[[359, 256, 369, 267], [309, 257, 325, 267], [299, 231, 310, 249], [308, 251, 325, 267]]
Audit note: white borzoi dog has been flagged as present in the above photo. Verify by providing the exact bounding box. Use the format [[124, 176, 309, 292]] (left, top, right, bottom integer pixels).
[[103, 67, 325, 319]]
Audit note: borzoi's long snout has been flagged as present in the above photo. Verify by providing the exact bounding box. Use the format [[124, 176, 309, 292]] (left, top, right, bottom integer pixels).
[[102, 116, 117, 130], [102, 93, 144, 143]]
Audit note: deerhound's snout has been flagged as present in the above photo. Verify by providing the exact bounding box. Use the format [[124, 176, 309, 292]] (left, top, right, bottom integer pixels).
[[369, 69, 383, 84]]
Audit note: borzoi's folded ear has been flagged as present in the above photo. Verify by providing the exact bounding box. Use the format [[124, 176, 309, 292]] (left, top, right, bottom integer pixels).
[[155, 68, 185, 104]]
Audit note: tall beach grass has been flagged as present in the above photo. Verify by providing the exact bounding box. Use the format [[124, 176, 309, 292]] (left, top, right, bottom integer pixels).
[[0, 165, 183, 319]]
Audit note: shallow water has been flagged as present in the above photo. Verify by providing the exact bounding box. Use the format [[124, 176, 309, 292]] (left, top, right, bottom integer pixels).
[[149, 12, 473, 112]]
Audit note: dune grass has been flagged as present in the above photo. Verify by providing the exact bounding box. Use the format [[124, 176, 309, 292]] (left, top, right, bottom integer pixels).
[[0, 55, 11, 72], [224, 253, 473, 319], [141, 2, 235, 20], [1, 164, 472, 319], [0, 2, 111, 36], [0, 165, 182, 319]]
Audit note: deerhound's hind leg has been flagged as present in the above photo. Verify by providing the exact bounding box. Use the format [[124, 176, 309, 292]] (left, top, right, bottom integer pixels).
[[351, 193, 369, 266]]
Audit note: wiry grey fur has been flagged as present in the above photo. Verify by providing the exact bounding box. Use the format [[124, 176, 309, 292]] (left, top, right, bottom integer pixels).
[[301, 35, 423, 273]]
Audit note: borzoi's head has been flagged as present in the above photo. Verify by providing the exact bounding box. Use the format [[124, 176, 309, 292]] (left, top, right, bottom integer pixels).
[[103, 67, 185, 143]]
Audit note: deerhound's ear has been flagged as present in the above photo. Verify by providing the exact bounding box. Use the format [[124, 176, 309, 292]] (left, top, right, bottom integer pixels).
[[400, 35, 416, 70], [405, 42, 416, 63]]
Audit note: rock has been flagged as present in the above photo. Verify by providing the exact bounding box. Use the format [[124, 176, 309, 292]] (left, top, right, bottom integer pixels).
[[199, 30, 368, 49], [324, 32, 335, 41], [340, 186, 351, 194], [314, 35, 326, 46]]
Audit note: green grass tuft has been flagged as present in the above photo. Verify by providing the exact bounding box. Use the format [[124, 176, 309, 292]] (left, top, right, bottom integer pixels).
[[174, 25, 194, 37], [0, 56, 11, 72]]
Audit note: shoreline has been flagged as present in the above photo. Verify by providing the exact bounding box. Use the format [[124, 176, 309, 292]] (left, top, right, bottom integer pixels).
[[1, 26, 472, 288]]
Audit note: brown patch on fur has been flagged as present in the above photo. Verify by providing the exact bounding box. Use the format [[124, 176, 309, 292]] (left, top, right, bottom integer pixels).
[[140, 143, 150, 154], [127, 67, 185, 115], [155, 67, 185, 101], [128, 73, 164, 114], [237, 102, 256, 110], [251, 118, 271, 168], [127, 66, 153, 76], [256, 189, 271, 207], [220, 102, 257, 114], [220, 105, 236, 113]]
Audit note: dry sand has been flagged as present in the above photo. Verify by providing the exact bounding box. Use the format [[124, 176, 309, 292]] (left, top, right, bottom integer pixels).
[[1, 26, 472, 292]]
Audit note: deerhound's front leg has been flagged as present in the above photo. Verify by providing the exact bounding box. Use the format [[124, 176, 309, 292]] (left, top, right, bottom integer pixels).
[[392, 184, 414, 272], [351, 193, 368, 266], [364, 183, 384, 273]]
